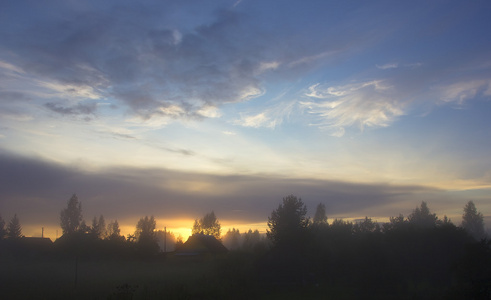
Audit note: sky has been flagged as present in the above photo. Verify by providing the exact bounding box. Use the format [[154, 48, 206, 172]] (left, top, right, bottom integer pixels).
[[1, 0, 491, 240]]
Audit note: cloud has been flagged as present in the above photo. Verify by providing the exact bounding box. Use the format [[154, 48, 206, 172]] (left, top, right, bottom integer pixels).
[[256, 61, 281, 74], [0, 1, 362, 126], [437, 79, 491, 104], [0, 59, 104, 120], [99, 130, 137, 140], [235, 100, 296, 129], [222, 131, 237, 136], [236, 112, 277, 129], [301, 81, 405, 136], [0, 5, 271, 123], [0, 151, 446, 229], [376, 63, 399, 70], [288, 51, 336, 68], [0, 111, 34, 122], [376, 62, 423, 70], [45, 102, 97, 116], [0, 60, 25, 74]]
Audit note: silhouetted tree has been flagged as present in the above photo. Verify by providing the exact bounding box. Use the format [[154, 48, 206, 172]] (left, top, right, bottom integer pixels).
[[126, 234, 136, 243], [330, 218, 353, 235], [407, 201, 438, 228], [0, 215, 6, 239], [175, 236, 184, 251], [135, 216, 159, 255], [78, 220, 90, 234], [90, 215, 106, 239], [136, 216, 156, 240], [313, 203, 328, 225], [383, 213, 406, 232], [455, 239, 491, 298], [439, 215, 454, 227], [7, 214, 22, 239], [267, 194, 309, 246], [192, 211, 221, 239], [462, 200, 486, 240], [353, 217, 380, 234], [107, 220, 124, 241], [242, 229, 267, 252], [155, 230, 177, 252], [223, 228, 241, 250], [60, 194, 83, 235]]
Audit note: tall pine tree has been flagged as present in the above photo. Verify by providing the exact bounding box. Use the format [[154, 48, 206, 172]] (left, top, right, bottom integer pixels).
[[7, 214, 22, 239]]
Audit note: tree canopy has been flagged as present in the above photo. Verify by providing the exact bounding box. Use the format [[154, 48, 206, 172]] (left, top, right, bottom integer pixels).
[[313, 203, 327, 225], [267, 194, 309, 246], [90, 215, 106, 239], [134, 216, 159, 254], [135, 216, 156, 241], [407, 201, 438, 228], [107, 220, 124, 241], [353, 216, 380, 234], [0, 215, 6, 239], [7, 214, 22, 239], [60, 194, 83, 236], [462, 200, 485, 240], [192, 211, 221, 239]]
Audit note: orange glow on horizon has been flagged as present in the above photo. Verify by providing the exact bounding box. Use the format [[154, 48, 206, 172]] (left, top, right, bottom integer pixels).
[[19, 212, 468, 242]]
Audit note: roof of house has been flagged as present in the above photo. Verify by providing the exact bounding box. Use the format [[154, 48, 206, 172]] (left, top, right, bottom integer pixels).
[[176, 234, 228, 255]]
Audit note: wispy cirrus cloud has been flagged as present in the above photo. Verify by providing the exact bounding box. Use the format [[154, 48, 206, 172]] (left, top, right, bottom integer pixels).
[[0, 59, 104, 119], [288, 50, 336, 68], [436, 79, 491, 105], [376, 63, 398, 70], [235, 112, 277, 129], [376, 62, 422, 70], [301, 81, 405, 136], [235, 101, 296, 129]]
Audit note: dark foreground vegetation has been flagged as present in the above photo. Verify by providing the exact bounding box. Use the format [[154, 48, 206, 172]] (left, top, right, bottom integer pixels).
[[1, 195, 490, 299]]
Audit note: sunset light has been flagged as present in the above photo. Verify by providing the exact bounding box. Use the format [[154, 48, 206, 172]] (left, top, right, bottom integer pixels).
[[1, 1, 491, 298]]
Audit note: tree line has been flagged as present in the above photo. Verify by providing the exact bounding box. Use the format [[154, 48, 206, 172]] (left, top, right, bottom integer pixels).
[[266, 195, 486, 246], [257, 195, 490, 298], [1, 193, 490, 298], [0, 193, 487, 247]]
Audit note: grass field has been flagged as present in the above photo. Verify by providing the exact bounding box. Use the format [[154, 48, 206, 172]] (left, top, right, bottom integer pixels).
[[1, 253, 345, 300], [1, 252, 289, 300]]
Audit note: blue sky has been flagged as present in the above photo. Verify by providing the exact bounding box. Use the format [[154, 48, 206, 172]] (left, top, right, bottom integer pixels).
[[1, 0, 490, 238]]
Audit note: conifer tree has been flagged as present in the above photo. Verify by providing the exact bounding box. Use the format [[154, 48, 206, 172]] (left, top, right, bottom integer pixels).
[[60, 194, 83, 235], [0, 215, 6, 239], [7, 214, 22, 239], [462, 200, 485, 240], [313, 203, 328, 225], [267, 195, 309, 246]]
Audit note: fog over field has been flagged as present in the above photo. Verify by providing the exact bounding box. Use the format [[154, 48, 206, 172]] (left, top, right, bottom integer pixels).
[[1, 0, 491, 240]]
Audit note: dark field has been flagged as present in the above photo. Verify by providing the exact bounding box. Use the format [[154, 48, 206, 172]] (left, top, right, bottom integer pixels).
[[1, 254, 257, 300], [1, 254, 344, 300], [2, 242, 490, 300]]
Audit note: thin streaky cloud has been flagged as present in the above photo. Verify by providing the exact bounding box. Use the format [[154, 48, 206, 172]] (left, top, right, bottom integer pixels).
[[436, 79, 491, 105], [302, 81, 405, 136], [222, 131, 237, 136], [0, 60, 25, 74], [236, 112, 276, 129], [234, 101, 296, 129], [288, 50, 336, 68], [376, 63, 399, 70]]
